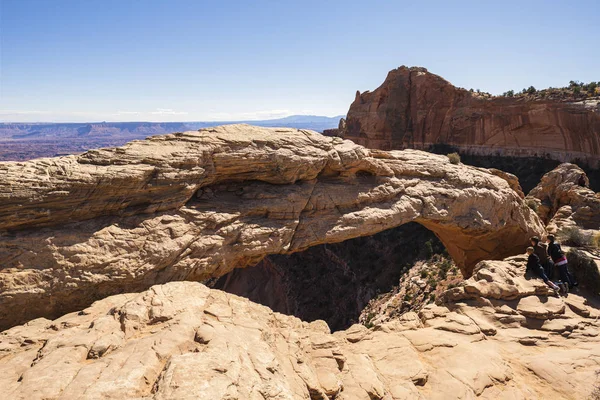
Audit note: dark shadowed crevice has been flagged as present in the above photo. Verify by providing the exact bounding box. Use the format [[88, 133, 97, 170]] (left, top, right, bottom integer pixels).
[[207, 222, 447, 332], [427, 144, 600, 193]]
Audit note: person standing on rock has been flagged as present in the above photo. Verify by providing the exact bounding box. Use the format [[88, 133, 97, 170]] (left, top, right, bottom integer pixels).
[[530, 236, 553, 280], [546, 235, 578, 290], [526, 247, 561, 296]]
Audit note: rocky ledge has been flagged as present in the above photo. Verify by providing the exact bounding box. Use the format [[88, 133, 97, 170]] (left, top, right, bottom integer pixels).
[[0, 124, 543, 330], [1, 255, 599, 399]]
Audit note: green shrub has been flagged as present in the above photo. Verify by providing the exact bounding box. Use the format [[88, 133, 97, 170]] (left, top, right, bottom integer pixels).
[[363, 312, 376, 329], [447, 152, 461, 164], [525, 198, 539, 212], [403, 293, 412, 302], [420, 270, 428, 279], [559, 227, 592, 247], [526, 86, 536, 94], [574, 86, 581, 94], [424, 240, 434, 259], [438, 268, 447, 280], [429, 293, 436, 303]]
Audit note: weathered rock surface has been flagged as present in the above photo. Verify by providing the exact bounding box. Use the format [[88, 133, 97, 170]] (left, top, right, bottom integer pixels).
[[1, 256, 599, 399], [526, 163, 600, 232], [0, 124, 544, 330], [338, 66, 600, 167]]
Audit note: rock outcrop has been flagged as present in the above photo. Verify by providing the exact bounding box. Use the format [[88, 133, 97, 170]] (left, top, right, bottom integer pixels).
[[1, 257, 599, 399], [526, 163, 600, 232], [0, 124, 544, 330], [338, 66, 600, 168]]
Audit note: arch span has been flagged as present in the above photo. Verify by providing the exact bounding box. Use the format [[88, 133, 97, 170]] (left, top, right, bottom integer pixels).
[[0, 125, 544, 330]]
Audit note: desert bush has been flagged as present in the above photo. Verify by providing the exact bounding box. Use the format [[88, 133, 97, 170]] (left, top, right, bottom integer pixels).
[[438, 268, 447, 280], [559, 227, 592, 247], [424, 240, 434, 258], [526, 86, 536, 94], [525, 198, 539, 212], [447, 152, 461, 164], [420, 270, 428, 279], [574, 86, 581, 94], [363, 312, 376, 329]]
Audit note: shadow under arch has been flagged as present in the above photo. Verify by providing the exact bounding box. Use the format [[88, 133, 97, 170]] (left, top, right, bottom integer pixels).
[[210, 222, 451, 332]]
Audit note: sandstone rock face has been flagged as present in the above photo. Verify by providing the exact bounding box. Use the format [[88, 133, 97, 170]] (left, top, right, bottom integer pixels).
[[0, 125, 544, 330], [1, 259, 599, 399], [526, 163, 600, 232], [339, 66, 600, 168]]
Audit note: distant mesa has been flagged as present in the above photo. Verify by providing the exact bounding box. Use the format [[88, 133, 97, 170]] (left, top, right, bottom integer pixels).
[[334, 66, 600, 168], [0, 115, 344, 162]]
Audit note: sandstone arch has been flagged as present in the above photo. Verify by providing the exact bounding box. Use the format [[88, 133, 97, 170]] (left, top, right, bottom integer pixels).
[[0, 125, 544, 329]]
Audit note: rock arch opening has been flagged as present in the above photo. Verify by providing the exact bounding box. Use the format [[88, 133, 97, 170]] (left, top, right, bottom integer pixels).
[[208, 222, 455, 332]]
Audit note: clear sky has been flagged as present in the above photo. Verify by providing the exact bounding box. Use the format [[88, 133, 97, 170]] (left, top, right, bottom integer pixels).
[[1, 0, 598, 122]]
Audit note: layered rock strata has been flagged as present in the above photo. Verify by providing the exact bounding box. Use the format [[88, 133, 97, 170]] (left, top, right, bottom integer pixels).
[[338, 66, 600, 168], [0, 124, 543, 329]]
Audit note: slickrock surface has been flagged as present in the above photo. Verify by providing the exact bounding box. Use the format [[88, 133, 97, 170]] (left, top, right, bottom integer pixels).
[[1, 256, 599, 399], [337, 66, 600, 167], [0, 125, 544, 330], [526, 163, 600, 233]]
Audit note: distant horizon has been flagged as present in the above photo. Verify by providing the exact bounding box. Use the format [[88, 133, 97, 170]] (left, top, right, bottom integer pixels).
[[0, 113, 346, 125], [1, 0, 598, 123]]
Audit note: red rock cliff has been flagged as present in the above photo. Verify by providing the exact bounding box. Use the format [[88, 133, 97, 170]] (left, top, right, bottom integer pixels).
[[340, 66, 600, 167]]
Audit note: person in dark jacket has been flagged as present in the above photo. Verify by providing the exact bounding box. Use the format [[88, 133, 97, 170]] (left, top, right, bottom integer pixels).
[[530, 236, 553, 279], [546, 234, 578, 289], [526, 247, 560, 296]]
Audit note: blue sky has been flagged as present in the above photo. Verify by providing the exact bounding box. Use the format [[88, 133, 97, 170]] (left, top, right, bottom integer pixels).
[[1, 0, 598, 122]]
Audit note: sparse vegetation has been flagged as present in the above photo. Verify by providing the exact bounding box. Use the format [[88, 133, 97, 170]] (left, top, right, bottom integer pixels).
[[525, 198, 539, 212], [424, 240, 434, 258], [559, 227, 592, 247], [447, 152, 461, 164], [427, 276, 437, 288], [420, 270, 429, 279], [364, 312, 376, 329], [500, 79, 599, 100]]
